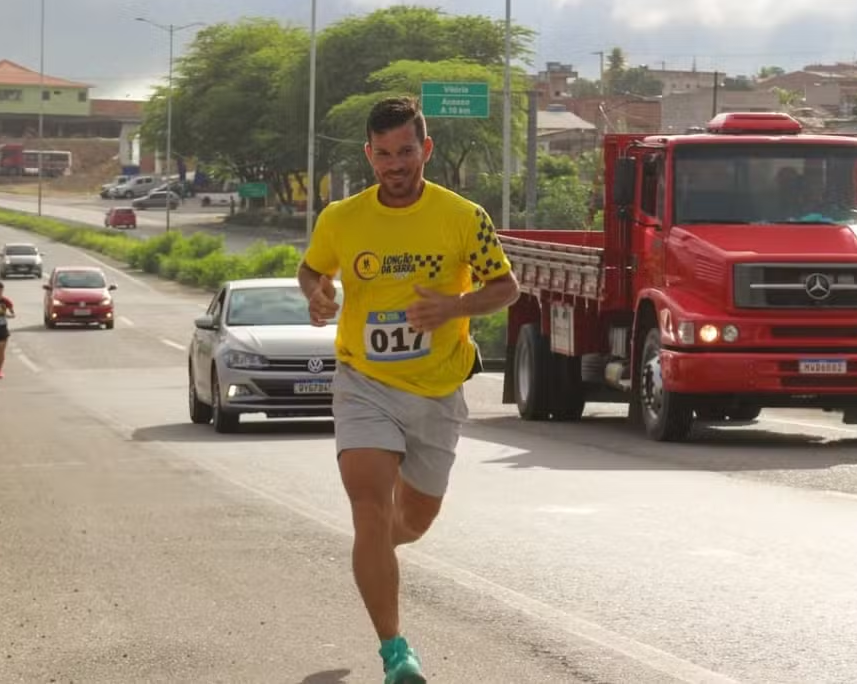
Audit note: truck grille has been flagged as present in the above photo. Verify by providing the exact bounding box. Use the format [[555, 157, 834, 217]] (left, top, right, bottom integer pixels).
[[734, 263, 857, 309]]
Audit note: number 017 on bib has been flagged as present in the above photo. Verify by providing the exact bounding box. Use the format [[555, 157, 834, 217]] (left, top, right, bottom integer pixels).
[[364, 311, 432, 362]]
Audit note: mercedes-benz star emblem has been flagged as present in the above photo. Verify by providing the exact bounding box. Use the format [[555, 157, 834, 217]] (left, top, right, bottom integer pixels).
[[805, 273, 832, 300], [307, 357, 324, 374]]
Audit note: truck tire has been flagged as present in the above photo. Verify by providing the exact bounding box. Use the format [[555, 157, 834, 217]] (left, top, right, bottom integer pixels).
[[514, 324, 549, 420], [639, 327, 694, 441], [550, 354, 586, 421]]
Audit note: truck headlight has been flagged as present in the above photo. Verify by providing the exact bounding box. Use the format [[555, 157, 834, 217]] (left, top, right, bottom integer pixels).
[[699, 324, 719, 343], [722, 325, 739, 342]]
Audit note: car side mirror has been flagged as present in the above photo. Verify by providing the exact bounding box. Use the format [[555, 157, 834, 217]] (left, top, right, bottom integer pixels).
[[194, 314, 218, 330], [42, 284, 51, 291], [108, 284, 117, 291]]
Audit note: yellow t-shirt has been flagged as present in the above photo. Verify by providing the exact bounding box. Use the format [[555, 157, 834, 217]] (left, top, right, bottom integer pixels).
[[303, 181, 512, 397]]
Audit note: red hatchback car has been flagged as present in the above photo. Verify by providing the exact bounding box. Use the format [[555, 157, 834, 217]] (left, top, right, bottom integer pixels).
[[104, 206, 137, 230], [43, 266, 117, 329]]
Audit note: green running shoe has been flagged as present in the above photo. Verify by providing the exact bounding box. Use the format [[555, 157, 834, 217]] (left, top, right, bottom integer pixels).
[[380, 636, 427, 684]]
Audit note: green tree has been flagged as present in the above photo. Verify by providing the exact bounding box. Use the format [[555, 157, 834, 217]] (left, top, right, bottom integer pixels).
[[282, 6, 535, 209], [140, 19, 309, 204], [325, 59, 529, 192]]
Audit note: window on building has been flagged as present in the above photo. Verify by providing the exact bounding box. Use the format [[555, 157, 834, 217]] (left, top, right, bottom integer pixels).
[[0, 89, 22, 101], [78, 91, 87, 102], [42, 90, 51, 101]]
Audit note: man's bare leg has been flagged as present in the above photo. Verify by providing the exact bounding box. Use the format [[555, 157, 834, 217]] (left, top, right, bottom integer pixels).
[[339, 447, 402, 640]]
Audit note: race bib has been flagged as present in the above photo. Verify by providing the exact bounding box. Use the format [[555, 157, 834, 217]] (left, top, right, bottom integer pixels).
[[364, 311, 431, 362]]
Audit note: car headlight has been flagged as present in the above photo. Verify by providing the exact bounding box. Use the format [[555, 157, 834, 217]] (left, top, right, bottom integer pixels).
[[100, 296, 112, 305], [51, 298, 63, 306], [224, 350, 269, 369]]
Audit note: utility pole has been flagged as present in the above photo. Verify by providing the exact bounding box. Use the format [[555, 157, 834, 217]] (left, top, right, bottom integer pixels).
[[37, 0, 45, 217], [592, 50, 605, 96], [306, 0, 318, 243], [525, 90, 538, 229], [712, 70, 720, 117], [501, 0, 512, 230]]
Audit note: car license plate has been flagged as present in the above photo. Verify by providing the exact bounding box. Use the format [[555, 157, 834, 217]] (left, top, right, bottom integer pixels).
[[798, 359, 847, 375], [73, 308, 91, 316], [294, 380, 332, 394]]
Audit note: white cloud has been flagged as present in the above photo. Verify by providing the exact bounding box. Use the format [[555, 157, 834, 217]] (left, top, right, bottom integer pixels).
[[611, 0, 855, 30]]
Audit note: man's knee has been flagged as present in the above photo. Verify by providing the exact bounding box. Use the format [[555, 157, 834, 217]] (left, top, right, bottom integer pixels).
[[395, 477, 443, 541], [339, 448, 400, 536]]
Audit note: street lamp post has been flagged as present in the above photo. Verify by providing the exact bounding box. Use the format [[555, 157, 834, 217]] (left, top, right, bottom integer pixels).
[[306, 0, 318, 244], [136, 18, 203, 232], [501, 0, 512, 230], [37, 0, 45, 217]]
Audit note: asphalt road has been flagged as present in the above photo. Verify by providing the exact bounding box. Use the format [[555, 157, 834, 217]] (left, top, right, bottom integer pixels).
[[2, 223, 857, 683], [0, 191, 306, 255]]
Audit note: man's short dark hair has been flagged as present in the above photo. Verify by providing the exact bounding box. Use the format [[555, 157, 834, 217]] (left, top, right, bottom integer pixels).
[[366, 96, 427, 144]]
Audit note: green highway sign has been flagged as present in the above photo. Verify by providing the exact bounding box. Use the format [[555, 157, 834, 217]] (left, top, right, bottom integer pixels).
[[421, 81, 490, 119], [238, 182, 268, 199]]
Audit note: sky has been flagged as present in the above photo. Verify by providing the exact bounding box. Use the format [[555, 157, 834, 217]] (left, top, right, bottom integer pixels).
[[2, 0, 857, 101]]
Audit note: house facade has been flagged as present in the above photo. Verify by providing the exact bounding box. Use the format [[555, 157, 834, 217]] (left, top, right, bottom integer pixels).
[[0, 59, 143, 141]]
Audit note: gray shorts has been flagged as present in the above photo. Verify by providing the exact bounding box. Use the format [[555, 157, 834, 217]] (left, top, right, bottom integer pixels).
[[331, 363, 469, 498]]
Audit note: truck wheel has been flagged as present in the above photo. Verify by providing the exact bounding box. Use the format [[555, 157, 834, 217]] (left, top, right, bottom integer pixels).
[[639, 327, 694, 441], [550, 354, 586, 421], [514, 324, 549, 420]]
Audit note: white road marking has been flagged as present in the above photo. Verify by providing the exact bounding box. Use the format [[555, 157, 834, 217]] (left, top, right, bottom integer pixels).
[[14, 350, 40, 374], [758, 416, 857, 436], [119, 315, 135, 327], [160, 338, 186, 351]]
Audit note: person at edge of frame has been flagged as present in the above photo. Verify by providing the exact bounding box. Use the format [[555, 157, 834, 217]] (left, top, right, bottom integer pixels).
[[297, 95, 520, 683]]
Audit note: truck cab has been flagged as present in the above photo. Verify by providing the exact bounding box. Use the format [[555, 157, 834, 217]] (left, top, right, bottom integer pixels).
[[500, 112, 857, 441]]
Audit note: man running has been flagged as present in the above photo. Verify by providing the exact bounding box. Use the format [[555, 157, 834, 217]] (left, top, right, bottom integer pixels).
[[298, 96, 520, 683], [0, 282, 16, 379]]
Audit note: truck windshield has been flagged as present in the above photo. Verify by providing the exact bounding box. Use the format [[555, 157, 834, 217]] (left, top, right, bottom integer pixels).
[[673, 143, 857, 225]]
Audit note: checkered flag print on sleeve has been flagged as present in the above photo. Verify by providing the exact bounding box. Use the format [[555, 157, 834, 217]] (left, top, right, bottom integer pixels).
[[468, 208, 506, 278]]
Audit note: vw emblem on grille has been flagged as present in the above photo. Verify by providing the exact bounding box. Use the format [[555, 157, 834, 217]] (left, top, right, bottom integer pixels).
[[307, 357, 324, 374], [805, 273, 832, 300]]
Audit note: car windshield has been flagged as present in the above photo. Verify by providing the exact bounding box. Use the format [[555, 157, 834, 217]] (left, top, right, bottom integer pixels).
[[4, 245, 37, 255], [56, 271, 106, 288], [226, 285, 342, 326], [674, 143, 857, 225]]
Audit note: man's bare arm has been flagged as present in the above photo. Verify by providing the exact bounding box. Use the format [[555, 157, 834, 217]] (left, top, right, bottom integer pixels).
[[298, 260, 324, 300], [455, 272, 520, 318]]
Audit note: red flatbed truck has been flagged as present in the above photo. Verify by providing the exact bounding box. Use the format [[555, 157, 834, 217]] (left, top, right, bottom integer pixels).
[[498, 111, 857, 441]]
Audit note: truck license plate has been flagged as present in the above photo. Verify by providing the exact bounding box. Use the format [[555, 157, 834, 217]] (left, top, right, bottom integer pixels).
[[294, 380, 332, 394], [798, 359, 847, 375]]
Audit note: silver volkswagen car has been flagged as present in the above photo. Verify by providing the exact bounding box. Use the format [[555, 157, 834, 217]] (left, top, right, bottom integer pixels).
[[187, 277, 342, 433]]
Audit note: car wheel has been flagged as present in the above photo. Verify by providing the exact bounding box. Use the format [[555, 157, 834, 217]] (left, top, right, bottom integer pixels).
[[104, 320, 114, 330], [211, 368, 239, 433], [188, 362, 213, 424]]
